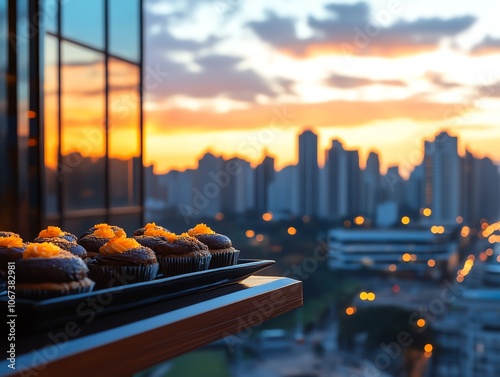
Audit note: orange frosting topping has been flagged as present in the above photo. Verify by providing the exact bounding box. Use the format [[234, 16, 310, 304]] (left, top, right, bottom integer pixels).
[[100, 237, 141, 255], [143, 227, 174, 239], [114, 228, 126, 238], [38, 226, 64, 238], [93, 227, 116, 238], [0, 236, 23, 248], [94, 223, 110, 229], [188, 223, 215, 235], [23, 242, 73, 259], [144, 222, 157, 229]]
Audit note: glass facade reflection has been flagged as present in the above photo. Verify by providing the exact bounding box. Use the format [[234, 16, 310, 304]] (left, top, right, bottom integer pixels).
[[1, 0, 143, 237], [44, 0, 143, 232], [62, 0, 104, 50], [0, 0, 7, 228]]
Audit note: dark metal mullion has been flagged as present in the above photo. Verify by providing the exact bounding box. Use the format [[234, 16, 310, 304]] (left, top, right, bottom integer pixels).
[[139, 0, 144, 224], [6, 0, 19, 231], [28, 0, 43, 235], [57, 0, 63, 227], [104, 0, 110, 222]]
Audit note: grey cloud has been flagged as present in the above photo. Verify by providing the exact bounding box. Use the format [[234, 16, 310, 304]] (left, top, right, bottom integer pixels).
[[326, 74, 406, 88], [471, 35, 500, 55], [248, 2, 476, 57]]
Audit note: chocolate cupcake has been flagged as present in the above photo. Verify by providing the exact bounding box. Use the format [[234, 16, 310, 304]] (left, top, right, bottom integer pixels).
[[0, 231, 21, 238], [36, 226, 78, 243], [78, 224, 126, 258], [16, 242, 95, 299], [78, 223, 126, 241], [187, 224, 239, 269], [153, 232, 211, 277], [0, 236, 27, 278], [133, 225, 173, 250], [133, 222, 169, 237], [34, 237, 87, 259], [87, 237, 159, 289]]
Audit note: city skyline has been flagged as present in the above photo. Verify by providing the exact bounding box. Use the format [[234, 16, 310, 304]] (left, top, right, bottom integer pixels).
[[148, 127, 500, 176], [145, 128, 500, 227]]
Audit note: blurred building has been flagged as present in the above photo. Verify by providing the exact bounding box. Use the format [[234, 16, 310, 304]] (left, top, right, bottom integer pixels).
[[255, 153, 275, 213], [325, 139, 363, 220], [298, 129, 319, 217], [193, 152, 223, 218], [425, 132, 461, 225], [362, 152, 381, 220], [221, 157, 254, 215], [0, 0, 144, 236], [327, 228, 458, 274], [433, 288, 500, 377], [268, 165, 299, 218], [325, 139, 348, 220]]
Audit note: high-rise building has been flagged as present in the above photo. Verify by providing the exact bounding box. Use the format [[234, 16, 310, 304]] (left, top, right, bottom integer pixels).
[[163, 169, 194, 209], [268, 165, 299, 217], [383, 165, 404, 209], [405, 163, 425, 212], [425, 132, 460, 225], [221, 157, 254, 215], [361, 151, 381, 219], [0, 0, 144, 236], [346, 150, 361, 217], [476, 157, 500, 222], [298, 129, 319, 216], [325, 140, 348, 220], [193, 152, 223, 218], [255, 154, 275, 213]]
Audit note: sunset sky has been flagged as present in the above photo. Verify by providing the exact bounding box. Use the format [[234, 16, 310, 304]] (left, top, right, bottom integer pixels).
[[142, 0, 500, 176]]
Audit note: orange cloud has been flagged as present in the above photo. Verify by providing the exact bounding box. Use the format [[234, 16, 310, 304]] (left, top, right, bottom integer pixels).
[[146, 98, 460, 134]]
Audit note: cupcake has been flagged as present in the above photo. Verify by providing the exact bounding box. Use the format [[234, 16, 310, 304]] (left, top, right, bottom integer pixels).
[[87, 237, 159, 289], [0, 235, 27, 278], [33, 237, 87, 259], [16, 242, 95, 299], [36, 226, 78, 243], [78, 223, 126, 240], [133, 222, 169, 237], [133, 225, 173, 250], [187, 224, 239, 269], [153, 232, 211, 277], [0, 231, 21, 238], [78, 224, 126, 258]]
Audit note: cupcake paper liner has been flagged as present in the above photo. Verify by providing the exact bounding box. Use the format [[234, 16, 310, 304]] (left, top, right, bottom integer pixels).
[[208, 250, 240, 269], [157, 255, 212, 277], [88, 263, 159, 289], [17, 281, 95, 300]]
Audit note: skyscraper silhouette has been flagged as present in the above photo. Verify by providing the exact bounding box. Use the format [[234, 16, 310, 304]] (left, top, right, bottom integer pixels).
[[425, 131, 460, 224], [255, 153, 275, 213], [362, 151, 381, 219], [193, 152, 223, 217], [326, 140, 348, 220], [298, 129, 319, 216]]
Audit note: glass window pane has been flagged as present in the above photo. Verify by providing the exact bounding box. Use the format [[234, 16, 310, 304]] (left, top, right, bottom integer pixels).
[[65, 215, 107, 238], [42, 0, 58, 33], [109, 58, 141, 207], [109, 213, 141, 235], [0, 0, 8, 227], [44, 35, 59, 215], [61, 42, 105, 211], [62, 0, 104, 50], [109, 0, 140, 62]]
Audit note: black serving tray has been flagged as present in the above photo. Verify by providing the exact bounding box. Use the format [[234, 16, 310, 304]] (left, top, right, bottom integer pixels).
[[0, 259, 274, 332]]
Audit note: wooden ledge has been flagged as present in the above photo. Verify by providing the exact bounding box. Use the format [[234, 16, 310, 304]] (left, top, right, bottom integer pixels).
[[3, 276, 302, 376]]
